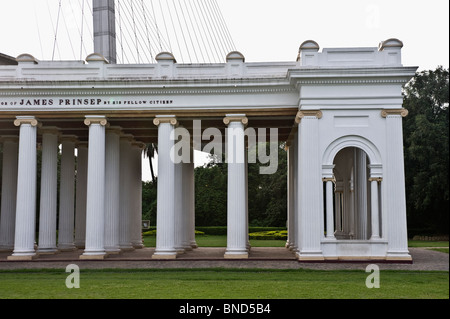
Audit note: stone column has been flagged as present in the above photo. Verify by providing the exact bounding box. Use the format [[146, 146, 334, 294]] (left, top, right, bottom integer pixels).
[[8, 117, 39, 260], [187, 146, 197, 249], [369, 177, 382, 240], [130, 141, 144, 249], [181, 155, 193, 251], [295, 111, 324, 261], [74, 142, 88, 248], [0, 137, 19, 251], [355, 149, 368, 239], [382, 109, 411, 260], [104, 127, 121, 253], [118, 134, 134, 251], [58, 135, 77, 251], [80, 116, 108, 259], [37, 128, 60, 254], [223, 114, 248, 259], [152, 116, 178, 259], [174, 159, 185, 254], [286, 143, 295, 249], [323, 177, 336, 240]]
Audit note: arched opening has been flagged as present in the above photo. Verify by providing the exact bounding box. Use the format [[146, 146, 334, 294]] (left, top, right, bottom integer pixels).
[[322, 136, 383, 243], [331, 147, 379, 240]]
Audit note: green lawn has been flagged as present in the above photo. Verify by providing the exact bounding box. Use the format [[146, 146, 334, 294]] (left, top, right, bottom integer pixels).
[[143, 235, 287, 248], [0, 268, 448, 299]]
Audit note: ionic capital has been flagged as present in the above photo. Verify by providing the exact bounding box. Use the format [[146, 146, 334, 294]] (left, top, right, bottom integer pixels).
[[153, 116, 178, 127], [295, 110, 323, 123], [381, 109, 409, 118], [14, 116, 40, 127], [60, 135, 78, 144], [39, 126, 60, 136], [223, 114, 248, 126], [322, 177, 336, 183], [132, 141, 146, 150], [106, 126, 123, 135], [84, 116, 108, 126], [369, 177, 383, 183]]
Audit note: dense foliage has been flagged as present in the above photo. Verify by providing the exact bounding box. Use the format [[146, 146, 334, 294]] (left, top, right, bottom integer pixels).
[[403, 66, 449, 235]]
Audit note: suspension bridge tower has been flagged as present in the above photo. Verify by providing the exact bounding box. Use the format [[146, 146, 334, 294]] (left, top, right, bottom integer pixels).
[[93, 0, 117, 64]]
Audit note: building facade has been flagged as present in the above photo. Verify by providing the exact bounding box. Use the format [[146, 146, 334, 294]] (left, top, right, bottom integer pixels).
[[0, 37, 417, 261]]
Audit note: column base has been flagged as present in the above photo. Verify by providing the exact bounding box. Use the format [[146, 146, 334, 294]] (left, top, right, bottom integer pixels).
[[105, 248, 121, 255], [37, 248, 59, 255], [80, 254, 107, 260], [190, 242, 198, 249], [7, 253, 36, 261], [119, 244, 135, 252], [152, 253, 177, 260], [296, 252, 325, 261], [58, 244, 77, 252], [386, 251, 412, 262], [224, 249, 249, 259], [132, 243, 145, 249]]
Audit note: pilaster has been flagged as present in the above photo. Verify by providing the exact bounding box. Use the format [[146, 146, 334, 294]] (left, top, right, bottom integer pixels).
[[295, 111, 324, 261], [382, 109, 411, 261]]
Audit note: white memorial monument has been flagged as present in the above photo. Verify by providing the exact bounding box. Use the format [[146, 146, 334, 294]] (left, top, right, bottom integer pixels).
[[0, 0, 416, 261]]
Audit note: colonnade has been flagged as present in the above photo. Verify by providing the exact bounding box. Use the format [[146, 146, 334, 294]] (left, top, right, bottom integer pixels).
[[0, 116, 145, 260]]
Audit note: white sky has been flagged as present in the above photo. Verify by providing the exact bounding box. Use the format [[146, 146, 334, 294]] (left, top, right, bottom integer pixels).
[[0, 0, 448, 70], [0, 0, 449, 180]]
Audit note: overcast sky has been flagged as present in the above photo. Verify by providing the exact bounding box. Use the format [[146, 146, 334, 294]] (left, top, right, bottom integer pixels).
[[0, 0, 448, 180], [0, 0, 448, 70]]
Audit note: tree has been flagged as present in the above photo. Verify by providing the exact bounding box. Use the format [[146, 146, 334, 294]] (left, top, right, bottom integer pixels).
[[403, 66, 449, 235], [144, 143, 157, 184]]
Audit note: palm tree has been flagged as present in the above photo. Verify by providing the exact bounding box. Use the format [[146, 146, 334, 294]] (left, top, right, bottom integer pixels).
[[144, 143, 158, 184]]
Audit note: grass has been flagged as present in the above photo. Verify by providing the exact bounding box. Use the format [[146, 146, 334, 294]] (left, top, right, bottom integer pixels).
[[142, 235, 287, 248], [0, 268, 448, 299], [1, 236, 447, 300]]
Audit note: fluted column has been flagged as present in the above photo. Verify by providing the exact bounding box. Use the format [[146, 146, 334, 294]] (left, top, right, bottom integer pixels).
[[0, 136, 19, 251], [104, 127, 121, 253], [382, 109, 410, 260], [152, 115, 178, 259], [130, 141, 144, 249], [119, 134, 134, 251], [295, 111, 324, 261], [8, 117, 39, 260], [323, 177, 336, 240], [37, 128, 60, 254], [187, 146, 197, 249], [286, 135, 296, 250], [80, 116, 107, 259], [58, 135, 77, 251], [355, 149, 368, 239], [369, 177, 382, 239], [224, 114, 248, 259], [74, 142, 88, 248]]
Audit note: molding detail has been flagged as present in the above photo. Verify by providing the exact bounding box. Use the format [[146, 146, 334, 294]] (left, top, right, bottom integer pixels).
[[153, 116, 178, 126], [84, 116, 108, 126], [381, 109, 409, 118], [295, 110, 323, 123], [14, 117, 40, 127], [223, 115, 248, 126]]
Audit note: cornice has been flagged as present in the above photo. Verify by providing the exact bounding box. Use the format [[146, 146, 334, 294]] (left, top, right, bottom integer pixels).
[[0, 87, 296, 97]]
